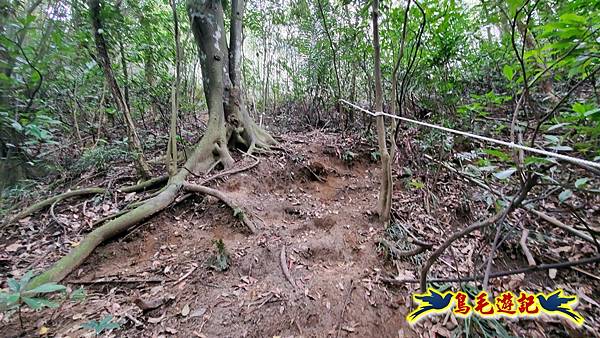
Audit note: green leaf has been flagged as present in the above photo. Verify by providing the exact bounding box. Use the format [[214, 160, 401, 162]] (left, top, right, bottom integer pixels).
[[81, 321, 99, 332], [494, 168, 517, 180], [524, 156, 555, 166], [7, 278, 20, 292], [22, 297, 58, 310], [574, 178, 588, 189], [558, 189, 573, 203], [11, 121, 23, 132], [70, 287, 87, 302], [502, 65, 514, 81], [99, 315, 114, 326], [19, 271, 34, 290], [483, 149, 510, 162], [560, 13, 586, 24], [3, 293, 20, 305], [27, 283, 66, 294]]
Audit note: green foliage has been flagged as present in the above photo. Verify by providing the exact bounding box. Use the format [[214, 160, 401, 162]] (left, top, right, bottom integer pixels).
[[72, 141, 130, 174], [0, 271, 66, 313], [341, 150, 358, 163], [82, 315, 121, 336], [0, 271, 81, 330], [207, 239, 230, 272]]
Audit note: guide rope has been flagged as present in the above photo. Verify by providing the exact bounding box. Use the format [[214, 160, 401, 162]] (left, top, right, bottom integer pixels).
[[340, 99, 600, 170]]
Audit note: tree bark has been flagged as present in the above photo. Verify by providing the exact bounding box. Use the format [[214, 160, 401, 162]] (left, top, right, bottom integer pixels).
[[167, 0, 181, 177], [372, 0, 392, 226]]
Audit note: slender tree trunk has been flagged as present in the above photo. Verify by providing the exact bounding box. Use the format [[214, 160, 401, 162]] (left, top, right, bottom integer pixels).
[[167, 0, 181, 177], [316, 0, 342, 120], [372, 0, 392, 226], [89, 0, 151, 179]]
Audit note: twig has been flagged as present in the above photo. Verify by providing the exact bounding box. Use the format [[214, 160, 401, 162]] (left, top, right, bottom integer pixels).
[[525, 206, 597, 245], [336, 279, 354, 338], [420, 175, 537, 292], [49, 198, 67, 229], [183, 154, 260, 183], [383, 255, 600, 285], [67, 278, 167, 284], [280, 245, 296, 288], [173, 264, 198, 286], [378, 238, 431, 258], [520, 229, 536, 266]]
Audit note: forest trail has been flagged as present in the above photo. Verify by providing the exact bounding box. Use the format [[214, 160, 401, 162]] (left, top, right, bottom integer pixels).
[[5, 132, 421, 337]]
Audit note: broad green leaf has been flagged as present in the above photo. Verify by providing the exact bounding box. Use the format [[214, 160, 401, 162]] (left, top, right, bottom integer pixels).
[[22, 297, 58, 310], [70, 287, 87, 302], [558, 189, 573, 202], [483, 149, 510, 162], [4, 293, 20, 305], [560, 13, 586, 24], [7, 278, 20, 292], [574, 178, 588, 189], [27, 283, 66, 294], [494, 168, 517, 180], [19, 271, 34, 290], [99, 315, 114, 326], [11, 121, 23, 132], [502, 65, 514, 81], [81, 321, 99, 331], [544, 135, 560, 144]]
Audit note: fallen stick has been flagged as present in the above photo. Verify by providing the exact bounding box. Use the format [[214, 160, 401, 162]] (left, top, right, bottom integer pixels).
[[67, 278, 167, 284], [525, 207, 596, 245], [378, 238, 431, 258], [336, 280, 354, 338], [173, 264, 198, 286], [423, 154, 597, 246], [280, 245, 296, 288], [519, 229, 536, 266]]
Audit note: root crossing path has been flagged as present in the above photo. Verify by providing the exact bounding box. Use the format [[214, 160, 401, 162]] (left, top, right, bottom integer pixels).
[[12, 132, 416, 337]]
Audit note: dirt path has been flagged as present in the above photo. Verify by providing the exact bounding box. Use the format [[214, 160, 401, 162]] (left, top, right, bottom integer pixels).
[[6, 132, 412, 337]]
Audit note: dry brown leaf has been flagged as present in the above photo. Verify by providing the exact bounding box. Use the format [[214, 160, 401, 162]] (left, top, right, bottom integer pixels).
[[181, 304, 190, 317]]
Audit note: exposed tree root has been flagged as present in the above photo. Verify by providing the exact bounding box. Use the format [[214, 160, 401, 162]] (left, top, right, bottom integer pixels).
[[26, 135, 221, 288], [4, 188, 105, 227], [279, 245, 296, 288], [3, 176, 168, 228], [183, 183, 257, 234], [26, 136, 266, 288]]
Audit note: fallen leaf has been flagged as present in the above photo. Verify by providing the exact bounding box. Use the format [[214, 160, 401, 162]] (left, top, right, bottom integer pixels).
[[181, 304, 190, 317], [165, 327, 178, 334], [5, 243, 21, 252], [190, 307, 207, 318], [39, 326, 49, 335], [147, 314, 164, 324]]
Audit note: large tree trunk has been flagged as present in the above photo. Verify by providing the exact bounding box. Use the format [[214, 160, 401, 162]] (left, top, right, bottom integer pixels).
[[28, 0, 273, 289], [188, 0, 275, 159], [89, 0, 152, 179]]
